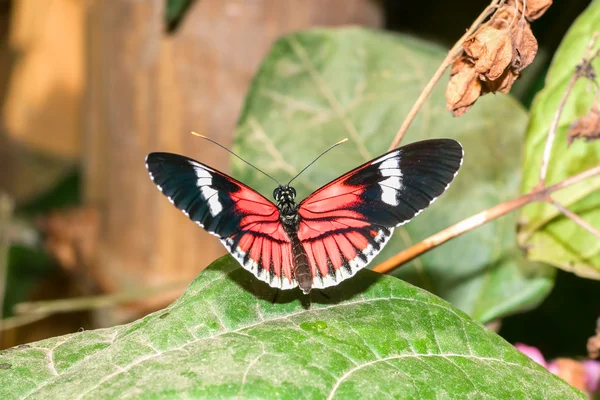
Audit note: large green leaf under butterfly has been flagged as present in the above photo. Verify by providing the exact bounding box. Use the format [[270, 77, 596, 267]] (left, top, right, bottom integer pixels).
[[232, 28, 554, 322], [0, 257, 583, 399]]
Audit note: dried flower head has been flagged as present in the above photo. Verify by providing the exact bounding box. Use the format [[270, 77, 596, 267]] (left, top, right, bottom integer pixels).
[[464, 26, 513, 81], [492, 4, 519, 30], [511, 20, 539, 72], [446, 57, 482, 116], [568, 106, 600, 146], [482, 68, 520, 94], [446, 0, 549, 117], [507, 0, 553, 21]]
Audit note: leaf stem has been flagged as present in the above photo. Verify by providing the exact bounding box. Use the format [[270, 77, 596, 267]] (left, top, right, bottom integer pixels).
[[388, 0, 505, 150], [373, 165, 600, 274], [0, 312, 51, 332], [547, 198, 600, 239], [12, 281, 187, 317]]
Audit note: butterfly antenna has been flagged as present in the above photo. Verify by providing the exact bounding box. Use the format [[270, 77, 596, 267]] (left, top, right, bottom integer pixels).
[[191, 132, 282, 186], [287, 138, 348, 186]]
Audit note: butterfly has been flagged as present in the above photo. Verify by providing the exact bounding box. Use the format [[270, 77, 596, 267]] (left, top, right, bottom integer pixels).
[[146, 138, 463, 294]]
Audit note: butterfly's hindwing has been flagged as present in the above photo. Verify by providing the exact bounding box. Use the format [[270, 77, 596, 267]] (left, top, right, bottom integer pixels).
[[146, 153, 297, 290], [304, 226, 393, 290], [297, 139, 463, 289]]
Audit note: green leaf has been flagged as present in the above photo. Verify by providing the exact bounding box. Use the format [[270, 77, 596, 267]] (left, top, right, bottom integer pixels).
[[518, 1, 600, 279], [2, 246, 55, 318], [233, 28, 554, 323], [0, 257, 582, 399], [166, 0, 195, 32]]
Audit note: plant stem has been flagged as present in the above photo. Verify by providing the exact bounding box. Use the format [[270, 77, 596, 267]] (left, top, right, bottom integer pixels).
[[0, 194, 14, 339], [0, 313, 50, 332], [13, 281, 187, 316], [548, 198, 600, 239], [538, 32, 599, 187], [388, 0, 505, 150], [373, 165, 600, 274]]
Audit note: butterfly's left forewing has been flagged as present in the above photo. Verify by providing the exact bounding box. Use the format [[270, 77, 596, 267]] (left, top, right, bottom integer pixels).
[[297, 139, 463, 289], [146, 153, 297, 290]]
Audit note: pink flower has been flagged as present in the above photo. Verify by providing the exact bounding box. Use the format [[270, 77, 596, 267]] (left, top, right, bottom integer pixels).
[[584, 360, 600, 394], [515, 343, 600, 395], [514, 343, 548, 367]]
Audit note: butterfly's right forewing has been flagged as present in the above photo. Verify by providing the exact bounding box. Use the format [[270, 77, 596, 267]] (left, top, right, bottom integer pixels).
[[297, 139, 463, 290]]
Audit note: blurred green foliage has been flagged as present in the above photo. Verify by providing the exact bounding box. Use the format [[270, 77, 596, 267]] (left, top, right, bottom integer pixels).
[[166, 0, 195, 32]]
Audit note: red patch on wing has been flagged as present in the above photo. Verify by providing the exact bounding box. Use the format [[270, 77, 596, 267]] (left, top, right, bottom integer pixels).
[[238, 234, 254, 253], [249, 236, 263, 265], [231, 186, 278, 216], [324, 236, 342, 271], [302, 181, 364, 207], [347, 231, 369, 251], [302, 230, 372, 278], [298, 173, 375, 280], [281, 243, 293, 282], [311, 239, 330, 278], [298, 217, 370, 240], [334, 234, 357, 262], [226, 185, 294, 282], [262, 237, 272, 271]]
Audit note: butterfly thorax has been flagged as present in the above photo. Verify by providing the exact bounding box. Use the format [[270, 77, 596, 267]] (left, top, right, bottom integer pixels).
[[274, 185, 312, 294], [274, 186, 299, 225]]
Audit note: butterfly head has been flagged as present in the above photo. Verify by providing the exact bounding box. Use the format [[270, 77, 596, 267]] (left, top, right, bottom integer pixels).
[[274, 185, 297, 220]]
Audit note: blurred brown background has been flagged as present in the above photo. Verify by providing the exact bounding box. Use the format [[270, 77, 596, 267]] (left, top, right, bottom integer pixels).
[[0, 0, 591, 349]]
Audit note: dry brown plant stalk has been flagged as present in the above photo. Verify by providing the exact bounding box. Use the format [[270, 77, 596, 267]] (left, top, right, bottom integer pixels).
[[375, 28, 600, 275]]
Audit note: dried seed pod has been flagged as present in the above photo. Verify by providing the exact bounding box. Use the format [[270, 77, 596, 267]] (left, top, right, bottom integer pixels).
[[482, 68, 520, 94], [446, 57, 482, 116], [492, 4, 519, 30], [567, 106, 600, 146], [507, 0, 552, 21], [464, 26, 513, 81], [511, 20, 538, 72]]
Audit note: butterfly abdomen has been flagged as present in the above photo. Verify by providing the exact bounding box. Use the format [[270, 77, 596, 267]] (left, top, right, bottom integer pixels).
[[283, 219, 312, 294]]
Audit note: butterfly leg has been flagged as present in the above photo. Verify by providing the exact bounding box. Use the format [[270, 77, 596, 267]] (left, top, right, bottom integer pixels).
[[271, 289, 281, 304], [317, 290, 331, 300]]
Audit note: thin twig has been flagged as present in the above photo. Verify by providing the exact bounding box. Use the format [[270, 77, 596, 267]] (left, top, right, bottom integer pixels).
[[0, 194, 15, 339], [388, 0, 505, 150], [373, 165, 600, 274], [13, 280, 188, 316], [548, 198, 600, 239], [0, 312, 51, 332], [538, 32, 599, 187]]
